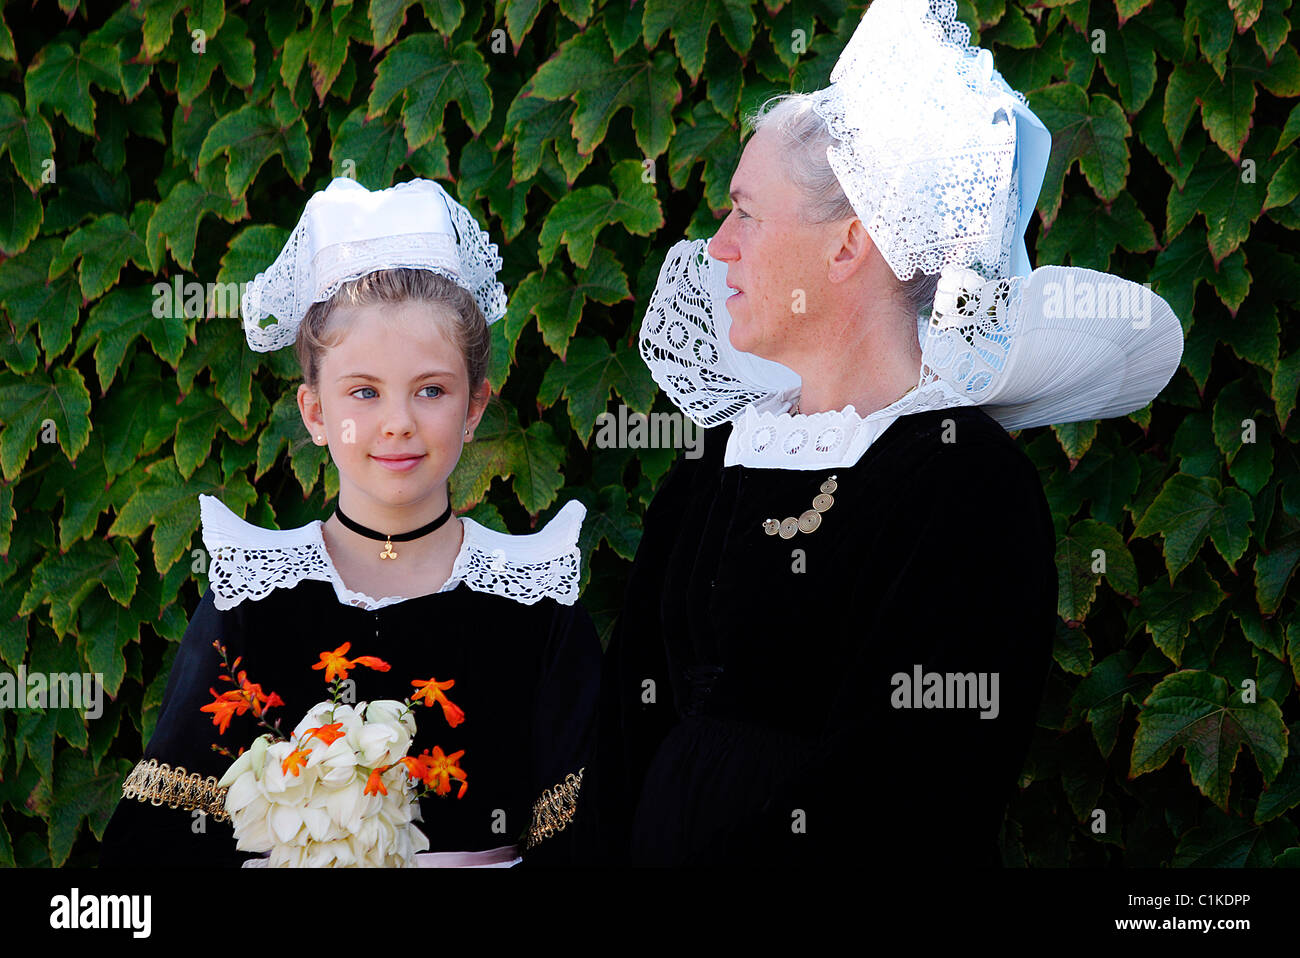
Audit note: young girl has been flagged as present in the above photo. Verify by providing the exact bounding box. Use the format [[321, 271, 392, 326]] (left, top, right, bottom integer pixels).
[[100, 178, 600, 867]]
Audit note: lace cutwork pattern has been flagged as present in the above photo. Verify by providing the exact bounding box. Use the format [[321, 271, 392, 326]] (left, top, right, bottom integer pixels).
[[523, 768, 583, 849], [919, 270, 1024, 401], [121, 759, 230, 822], [810, 0, 1026, 282], [639, 240, 799, 428]]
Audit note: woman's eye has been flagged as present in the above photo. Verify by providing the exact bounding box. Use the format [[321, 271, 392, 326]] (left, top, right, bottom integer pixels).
[[736, 207, 751, 220], [420, 385, 443, 398], [351, 386, 377, 399]]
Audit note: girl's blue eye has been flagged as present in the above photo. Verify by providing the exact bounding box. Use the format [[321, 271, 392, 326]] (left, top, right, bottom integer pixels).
[[351, 384, 443, 399]]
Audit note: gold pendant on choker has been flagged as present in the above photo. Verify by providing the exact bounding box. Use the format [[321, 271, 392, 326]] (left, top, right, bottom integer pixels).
[[762, 476, 837, 539], [380, 537, 397, 559]]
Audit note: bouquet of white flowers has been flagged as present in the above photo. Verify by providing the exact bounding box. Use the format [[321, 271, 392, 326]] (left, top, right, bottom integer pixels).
[[201, 641, 466, 867]]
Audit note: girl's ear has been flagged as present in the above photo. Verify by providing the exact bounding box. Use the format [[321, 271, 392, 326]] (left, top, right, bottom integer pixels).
[[465, 380, 491, 438], [298, 383, 326, 443]]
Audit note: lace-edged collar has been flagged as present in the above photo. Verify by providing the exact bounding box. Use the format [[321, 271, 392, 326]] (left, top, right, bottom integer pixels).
[[723, 379, 973, 470], [198, 495, 585, 612]]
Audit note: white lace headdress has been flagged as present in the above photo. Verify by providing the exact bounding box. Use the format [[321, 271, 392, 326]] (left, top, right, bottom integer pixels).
[[241, 178, 507, 352], [639, 0, 1184, 469]]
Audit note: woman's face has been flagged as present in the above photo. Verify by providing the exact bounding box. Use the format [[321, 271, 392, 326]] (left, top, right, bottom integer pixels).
[[707, 127, 842, 363], [298, 300, 488, 515]]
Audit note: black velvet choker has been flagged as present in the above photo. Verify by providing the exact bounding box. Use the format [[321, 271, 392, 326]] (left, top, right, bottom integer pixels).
[[334, 502, 453, 560]]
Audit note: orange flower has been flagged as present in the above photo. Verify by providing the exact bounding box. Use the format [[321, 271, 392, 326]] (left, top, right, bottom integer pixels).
[[410, 677, 465, 728], [281, 748, 311, 777], [303, 722, 346, 746], [422, 746, 468, 799], [200, 689, 247, 734], [364, 766, 390, 796], [235, 671, 283, 717], [312, 643, 391, 684]]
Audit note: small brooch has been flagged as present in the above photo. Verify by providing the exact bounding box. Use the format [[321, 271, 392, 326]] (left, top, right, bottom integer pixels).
[[762, 476, 837, 539]]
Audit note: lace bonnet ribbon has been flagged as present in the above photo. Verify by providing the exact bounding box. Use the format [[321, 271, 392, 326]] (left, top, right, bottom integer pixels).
[[240, 177, 508, 352]]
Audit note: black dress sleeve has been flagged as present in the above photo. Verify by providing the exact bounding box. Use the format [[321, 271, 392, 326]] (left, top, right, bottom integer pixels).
[[517, 598, 602, 866], [700, 430, 1057, 865], [99, 585, 251, 868], [582, 428, 723, 864]]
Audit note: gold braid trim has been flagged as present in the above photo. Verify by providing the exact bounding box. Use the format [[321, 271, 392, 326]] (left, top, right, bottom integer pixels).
[[524, 767, 584, 850], [120, 759, 230, 823]]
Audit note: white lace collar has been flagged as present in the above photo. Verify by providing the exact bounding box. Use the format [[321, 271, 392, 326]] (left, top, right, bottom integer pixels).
[[723, 379, 973, 469], [197, 495, 585, 612]]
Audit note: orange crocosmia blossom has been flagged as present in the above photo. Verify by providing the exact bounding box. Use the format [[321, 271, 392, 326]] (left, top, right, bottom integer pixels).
[[364, 766, 390, 796], [422, 746, 468, 799], [200, 689, 247, 734], [399, 755, 431, 785], [410, 678, 465, 728], [312, 643, 391, 683], [304, 722, 346, 746], [235, 671, 283, 717], [281, 748, 311, 777]]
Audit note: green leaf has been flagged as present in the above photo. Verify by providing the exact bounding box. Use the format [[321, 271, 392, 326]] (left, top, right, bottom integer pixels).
[[0, 95, 55, 191], [505, 89, 585, 184], [1030, 84, 1131, 224], [1128, 562, 1226, 665], [45, 751, 132, 866], [1134, 473, 1254, 578], [573, 483, 642, 562], [1135, 94, 1205, 190], [110, 459, 255, 571], [146, 175, 248, 272], [74, 286, 182, 394], [667, 102, 742, 213], [642, 0, 756, 80], [1148, 226, 1249, 320], [510, 247, 631, 359], [176, 15, 255, 105], [197, 105, 311, 198], [369, 36, 493, 150], [532, 24, 681, 158], [49, 211, 149, 300], [21, 537, 138, 638], [24, 41, 119, 135], [1167, 147, 1266, 263], [1173, 805, 1298, 865], [1051, 420, 1097, 462], [330, 106, 412, 189], [537, 160, 663, 268], [371, 0, 421, 50], [1097, 12, 1158, 112], [1255, 531, 1300, 615], [1056, 519, 1140, 621], [1264, 149, 1300, 211], [505, 0, 545, 47], [1035, 193, 1157, 270], [1131, 670, 1287, 810], [538, 335, 658, 442], [449, 401, 565, 515], [77, 588, 141, 697], [1068, 650, 1145, 757], [1273, 349, 1300, 429], [0, 366, 92, 480], [0, 177, 43, 256]]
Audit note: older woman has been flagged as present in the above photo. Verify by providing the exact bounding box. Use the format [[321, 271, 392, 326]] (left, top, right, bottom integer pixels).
[[588, 0, 1183, 865]]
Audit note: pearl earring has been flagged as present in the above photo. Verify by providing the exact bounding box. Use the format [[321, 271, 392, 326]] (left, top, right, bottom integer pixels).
[[315, 435, 323, 443]]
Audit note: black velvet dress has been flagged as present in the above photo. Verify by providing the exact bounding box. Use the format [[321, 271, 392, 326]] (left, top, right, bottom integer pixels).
[[590, 405, 1057, 866], [100, 512, 599, 868]]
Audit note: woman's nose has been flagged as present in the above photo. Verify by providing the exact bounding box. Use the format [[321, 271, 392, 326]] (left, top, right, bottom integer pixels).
[[708, 215, 739, 262]]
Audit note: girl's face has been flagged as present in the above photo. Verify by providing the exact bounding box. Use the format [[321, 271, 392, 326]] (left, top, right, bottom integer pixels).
[[297, 300, 489, 516]]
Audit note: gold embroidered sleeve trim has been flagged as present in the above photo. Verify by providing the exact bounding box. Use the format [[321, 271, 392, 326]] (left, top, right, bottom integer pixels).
[[524, 767, 584, 850], [120, 758, 230, 823]]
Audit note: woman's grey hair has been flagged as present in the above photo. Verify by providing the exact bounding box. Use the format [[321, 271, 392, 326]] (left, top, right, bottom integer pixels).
[[747, 93, 941, 321]]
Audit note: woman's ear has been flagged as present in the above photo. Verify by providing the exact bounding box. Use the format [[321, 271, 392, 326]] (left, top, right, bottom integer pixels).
[[298, 383, 326, 444], [827, 218, 874, 284], [464, 380, 491, 440]]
